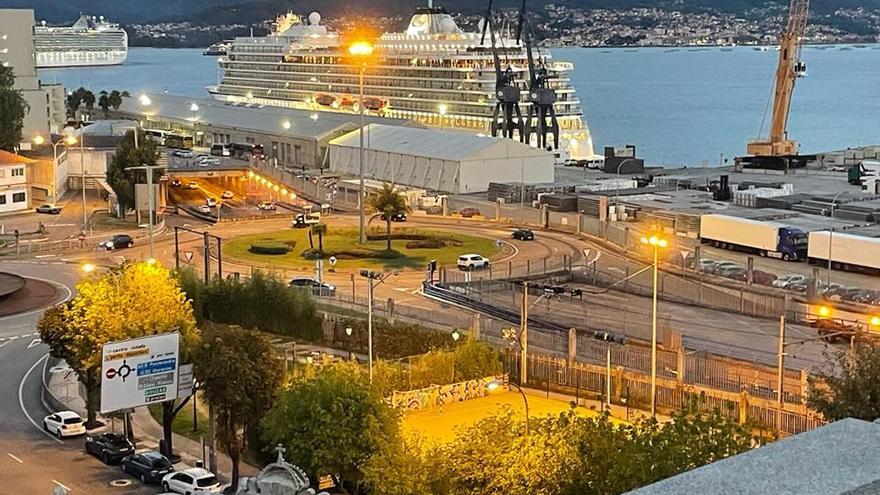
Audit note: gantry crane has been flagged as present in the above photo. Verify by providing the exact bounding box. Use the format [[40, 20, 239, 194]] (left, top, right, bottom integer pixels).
[[516, 0, 559, 151], [481, 0, 524, 141], [743, 0, 809, 169]]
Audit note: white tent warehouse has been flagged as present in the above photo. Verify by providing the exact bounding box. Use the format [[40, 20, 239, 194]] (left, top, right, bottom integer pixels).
[[329, 124, 555, 194]]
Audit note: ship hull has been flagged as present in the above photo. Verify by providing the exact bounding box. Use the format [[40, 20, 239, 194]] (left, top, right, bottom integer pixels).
[[36, 49, 127, 68]]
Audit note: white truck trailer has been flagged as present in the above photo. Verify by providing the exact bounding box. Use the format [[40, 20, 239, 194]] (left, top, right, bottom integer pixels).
[[807, 231, 880, 273], [700, 214, 808, 261]]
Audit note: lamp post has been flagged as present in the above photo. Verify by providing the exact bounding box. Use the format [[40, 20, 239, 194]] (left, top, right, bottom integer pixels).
[[437, 103, 448, 130], [33, 133, 74, 205], [451, 329, 461, 382], [349, 40, 373, 245], [640, 233, 668, 418], [130, 164, 165, 259], [827, 190, 845, 285], [615, 158, 639, 208], [488, 380, 530, 437], [345, 326, 353, 360], [359, 269, 397, 383]]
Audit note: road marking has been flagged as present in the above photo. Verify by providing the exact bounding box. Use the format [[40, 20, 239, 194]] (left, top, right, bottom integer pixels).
[[7, 453, 23, 463], [0, 340, 11, 349], [34, 254, 57, 259], [27, 338, 42, 349], [8, 336, 18, 340], [19, 334, 32, 338], [18, 353, 62, 444], [52, 480, 71, 491]]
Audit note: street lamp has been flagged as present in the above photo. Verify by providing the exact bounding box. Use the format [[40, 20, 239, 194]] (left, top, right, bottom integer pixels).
[[348, 40, 374, 245], [488, 380, 530, 437], [81, 262, 96, 273], [33, 133, 73, 205], [138, 94, 152, 106], [614, 158, 639, 209], [359, 269, 397, 383], [827, 191, 845, 285], [130, 164, 166, 259], [345, 326, 353, 360], [437, 103, 448, 130], [640, 233, 668, 418]]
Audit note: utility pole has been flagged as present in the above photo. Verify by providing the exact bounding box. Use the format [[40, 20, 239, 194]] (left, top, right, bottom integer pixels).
[[367, 275, 373, 382], [80, 130, 87, 231], [129, 164, 165, 259], [520, 281, 529, 385], [777, 314, 786, 432]]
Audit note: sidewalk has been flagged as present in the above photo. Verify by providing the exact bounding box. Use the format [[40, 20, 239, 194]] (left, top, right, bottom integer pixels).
[[44, 360, 258, 482]]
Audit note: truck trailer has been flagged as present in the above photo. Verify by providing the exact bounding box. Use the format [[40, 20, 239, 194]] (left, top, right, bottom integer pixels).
[[700, 214, 808, 261], [807, 231, 880, 274]]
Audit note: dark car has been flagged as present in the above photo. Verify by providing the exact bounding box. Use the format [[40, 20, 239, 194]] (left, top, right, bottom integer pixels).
[[35, 204, 62, 215], [169, 178, 181, 188], [100, 234, 133, 250], [512, 228, 535, 241], [84, 432, 134, 464], [381, 212, 407, 222], [120, 451, 174, 484], [458, 207, 481, 218], [289, 278, 336, 296]]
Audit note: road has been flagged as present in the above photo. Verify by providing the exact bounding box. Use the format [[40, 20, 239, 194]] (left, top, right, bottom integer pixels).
[[0, 262, 154, 494]]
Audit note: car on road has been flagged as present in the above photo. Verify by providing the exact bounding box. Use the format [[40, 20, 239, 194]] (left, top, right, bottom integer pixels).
[[221, 190, 234, 199], [206, 197, 217, 207], [196, 155, 221, 167], [773, 274, 805, 289], [258, 202, 276, 211], [171, 149, 194, 159], [458, 207, 481, 218], [289, 278, 337, 296], [162, 467, 222, 494], [198, 205, 212, 214], [84, 432, 134, 464], [187, 181, 199, 190], [120, 451, 174, 485], [43, 411, 85, 438], [511, 228, 535, 241], [696, 259, 717, 272], [457, 254, 490, 271], [35, 204, 62, 214], [170, 178, 181, 188], [380, 212, 407, 222], [100, 234, 134, 250]]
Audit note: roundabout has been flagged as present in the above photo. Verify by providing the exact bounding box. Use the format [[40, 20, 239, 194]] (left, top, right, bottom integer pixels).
[[0, 271, 61, 318]]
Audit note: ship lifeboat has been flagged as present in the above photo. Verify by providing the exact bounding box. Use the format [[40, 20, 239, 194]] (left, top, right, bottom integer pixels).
[[315, 93, 336, 106], [363, 97, 388, 111], [340, 95, 356, 107]]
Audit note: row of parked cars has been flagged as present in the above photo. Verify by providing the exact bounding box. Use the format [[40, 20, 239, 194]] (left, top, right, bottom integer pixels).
[[171, 149, 221, 167], [43, 410, 222, 493]]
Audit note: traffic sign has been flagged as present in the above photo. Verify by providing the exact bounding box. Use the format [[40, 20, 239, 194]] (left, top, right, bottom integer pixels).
[[100, 333, 180, 413], [328, 256, 337, 266], [183, 251, 194, 263], [496, 239, 503, 247]]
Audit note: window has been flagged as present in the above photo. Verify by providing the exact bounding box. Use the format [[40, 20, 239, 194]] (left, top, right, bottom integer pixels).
[[12, 192, 25, 203], [0, 195, 5, 205], [11, 168, 24, 177]]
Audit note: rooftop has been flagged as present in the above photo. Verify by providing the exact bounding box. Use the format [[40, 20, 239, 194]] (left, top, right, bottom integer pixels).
[[0, 150, 35, 166]]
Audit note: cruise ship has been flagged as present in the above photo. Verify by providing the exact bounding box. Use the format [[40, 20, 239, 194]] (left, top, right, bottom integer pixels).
[[34, 15, 128, 68], [210, 7, 595, 159]]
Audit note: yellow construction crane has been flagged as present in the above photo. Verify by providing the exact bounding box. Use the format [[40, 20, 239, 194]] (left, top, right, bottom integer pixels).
[[745, 0, 809, 166]]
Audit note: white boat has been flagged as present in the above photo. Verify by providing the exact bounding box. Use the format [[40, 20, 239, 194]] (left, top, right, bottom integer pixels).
[[209, 6, 595, 159], [34, 15, 128, 68]]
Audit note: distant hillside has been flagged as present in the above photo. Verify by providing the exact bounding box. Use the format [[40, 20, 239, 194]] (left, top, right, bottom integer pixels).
[[3, 0, 880, 24]]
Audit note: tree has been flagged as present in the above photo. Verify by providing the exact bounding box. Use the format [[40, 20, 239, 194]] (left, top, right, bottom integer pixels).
[[108, 90, 126, 111], [66, 92, 82, 118], [310, 223, 327, 253], [37, 262, 198, 428], [808, 345, 880, 421], [363, 436, 433, 495], [262, 362, 400, 493], [98, 91, 111, 117], [0, 66, 29, 152], [194, 324, 283, 492], [369, 183, 411, 251], [106, 129, 158, 215], [81, 89, 96, 112]]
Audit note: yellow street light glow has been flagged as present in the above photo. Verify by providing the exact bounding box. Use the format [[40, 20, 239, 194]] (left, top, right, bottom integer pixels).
[[248, 170, 255, 178], [32, 135, 45, 145], [870, 316, 880, 327], [290, 192, 297, 199], [146, 258, 157, 265], [348, 40, 374, 57], [818, 306, 831, 318], [273, 184, 280, 192], [640, 235, 668, 248], [282, 120, 291, 130], [65, 135, 77, 146], [81, 263, 96, 273], [487, 381, 500, 391], [280, 188, 288, 195], [138, 94, 152, 106], [437, 103, 448, 116]]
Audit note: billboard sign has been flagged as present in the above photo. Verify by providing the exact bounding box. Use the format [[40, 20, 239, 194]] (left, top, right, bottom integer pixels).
[[177, 363, 194, 399], [101, 333, 180, 413]]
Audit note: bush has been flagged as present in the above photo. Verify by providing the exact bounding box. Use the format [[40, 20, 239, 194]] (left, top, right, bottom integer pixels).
[[249, 242, 291, 255], [405, 238, 445, 249], [332, 318, 456, 359]]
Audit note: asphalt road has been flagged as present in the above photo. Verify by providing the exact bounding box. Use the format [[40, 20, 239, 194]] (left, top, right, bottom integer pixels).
[[0, 262, 159, 494]]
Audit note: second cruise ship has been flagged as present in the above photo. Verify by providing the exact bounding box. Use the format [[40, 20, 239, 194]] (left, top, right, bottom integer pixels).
[[34, 15, 128, 68], [210, 7, 594, 159]]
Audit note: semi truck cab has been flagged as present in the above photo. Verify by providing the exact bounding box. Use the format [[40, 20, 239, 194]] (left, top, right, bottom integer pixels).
[[778, 227, 808, 261]]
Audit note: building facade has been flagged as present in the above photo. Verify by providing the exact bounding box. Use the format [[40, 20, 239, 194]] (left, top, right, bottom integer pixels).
[[0, 150, 32, 213]]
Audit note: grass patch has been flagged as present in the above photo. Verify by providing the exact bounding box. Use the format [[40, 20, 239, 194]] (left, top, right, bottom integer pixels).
[[224, 227, 500, 270], [90, 211, 138, 231], [148, 395, 210, 444]]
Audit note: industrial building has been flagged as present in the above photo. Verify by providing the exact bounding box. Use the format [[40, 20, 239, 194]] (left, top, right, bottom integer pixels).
[[0, 150, 33, 213], [0, 9, 66, 142], [329, 124, 555, 194], [112, 94, 414, 171]]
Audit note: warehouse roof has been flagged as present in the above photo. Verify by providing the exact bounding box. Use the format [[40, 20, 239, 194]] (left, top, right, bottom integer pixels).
[[628, 418, 880, 495], [116, 94, 413, 140], [329, 124, 550, 161]]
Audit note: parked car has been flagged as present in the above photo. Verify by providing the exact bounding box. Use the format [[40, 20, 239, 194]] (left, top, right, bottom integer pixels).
[[723, 267, 749, 281], [714, 265, 744, 278], [100, 234, 134, 250], [787, 282, 808, 293], [511, 228, 535, 241], [197, 205, 212, 214], [709, 261, 739, 275], [84, 432, 134, 464], [43, 411, 85, 438], [458, 207, 481, 218], [161, 467, 222, 494], [380, 212, 407, 222], [35, 204, 62, 215], [221, 190, 234, 199], [171, 149, 194, 159], [169, 178, 181, 188], [257, 202, 276, 211], [120, 451, 174, 484], [187, 181, 199, 190], [206, 197, 217, 208], [457, 254, 490, 271], [838, 288, 867, 302], [773, 274, 806, 289], [697, 259, 717, 272], [289, 278, 337, 296], [196, 155, 220, 167]]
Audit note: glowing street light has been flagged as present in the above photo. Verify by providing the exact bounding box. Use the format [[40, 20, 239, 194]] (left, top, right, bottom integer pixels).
[[437, 103, 448, 130], [32, 135, 45, 146], [348, 39, 374, 245], [348, 40, 374, 57], [640, 232, 669, 418], [81, 263, 96, 273], [871, 316, 880, 327], [818, 306, 832, 318], [282, 120, 291, 131], [138, 94, 152, 106]]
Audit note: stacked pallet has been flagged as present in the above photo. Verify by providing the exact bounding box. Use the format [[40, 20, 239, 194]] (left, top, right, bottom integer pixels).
[[733, 184, 795, 207], [540, 194, 579, 212], [577, 196, 602, 217]]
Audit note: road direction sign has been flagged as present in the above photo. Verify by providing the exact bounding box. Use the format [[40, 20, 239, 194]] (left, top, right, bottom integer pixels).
[[183, 251, 194, 263], [100, 333, 180, 413], [177, 363, 194, 398]]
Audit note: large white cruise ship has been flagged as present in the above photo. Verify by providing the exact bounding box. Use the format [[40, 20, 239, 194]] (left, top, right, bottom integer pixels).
[[210, 7, 595, 159], [34, 15, 128, 68]]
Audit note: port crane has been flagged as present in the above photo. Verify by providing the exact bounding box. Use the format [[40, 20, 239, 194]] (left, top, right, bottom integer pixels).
[[743, 0, 810, 170], [516, 0, 559, 151], [481, 0, 524, 141]]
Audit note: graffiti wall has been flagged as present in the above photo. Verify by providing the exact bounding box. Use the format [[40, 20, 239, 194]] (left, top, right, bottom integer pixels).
[[390, 375, 506, 412]]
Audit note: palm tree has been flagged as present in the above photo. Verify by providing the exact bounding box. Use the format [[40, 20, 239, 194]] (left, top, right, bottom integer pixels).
[[98, 91, 110, 117], [369, 183, 411, 251], [108, 90, 123, 111], [81, 90, 96, 111], [311, 223, 328, 253]]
